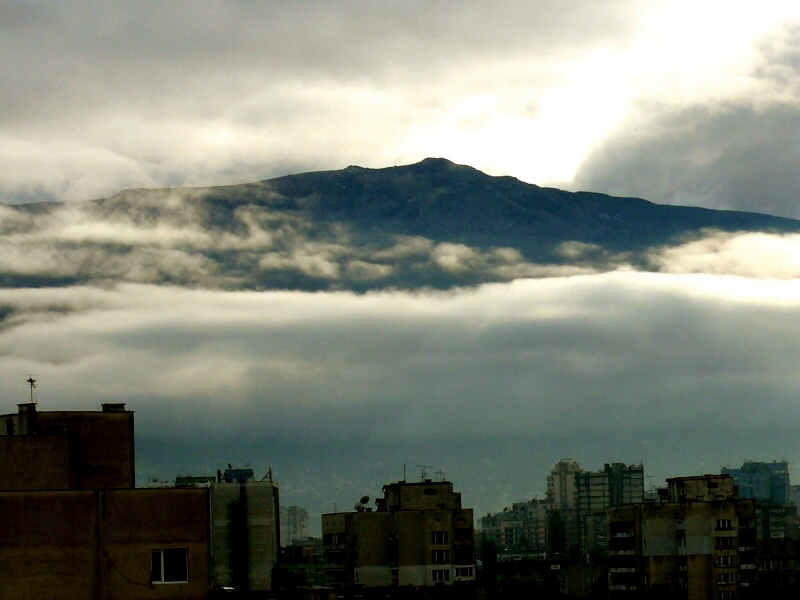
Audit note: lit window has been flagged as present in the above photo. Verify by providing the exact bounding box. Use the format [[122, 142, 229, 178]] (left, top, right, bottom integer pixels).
[[151, 549, 188, 584], [432, 569, 450, 582]]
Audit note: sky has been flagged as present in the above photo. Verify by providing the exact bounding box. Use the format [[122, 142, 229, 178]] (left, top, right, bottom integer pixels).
[[4, 1, 800, 531]]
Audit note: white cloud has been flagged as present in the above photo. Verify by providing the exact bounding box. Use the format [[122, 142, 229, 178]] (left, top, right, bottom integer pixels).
[[652, 231, 800, 280]]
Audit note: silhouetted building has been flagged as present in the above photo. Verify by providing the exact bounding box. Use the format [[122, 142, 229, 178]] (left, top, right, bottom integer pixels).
[[0, 402, 211, 599], [322, 478, 475, 588], [0, 400, 283, 598], [0, 402, 135, 490]]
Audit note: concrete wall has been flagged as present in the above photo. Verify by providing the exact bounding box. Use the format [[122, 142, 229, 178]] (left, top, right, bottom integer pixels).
[[37, 411, 136, 490], [0, 408, 136, 491], [0, 488, 210, 600], [0, 436, 70, 490]]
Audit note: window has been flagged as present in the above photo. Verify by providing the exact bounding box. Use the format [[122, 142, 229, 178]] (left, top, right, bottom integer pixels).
[[431, 531, 449, 544], [716, 537, 735, 548], [151, 549, 188, 584], [454, 528, 472, 542], [455, 567, 474, 578], [719, 592, 735, 599], [432, 550, 449, 564], [717, 555, 735, 566], [323, 533, 343, 545], [716, 519, 733, 530], [432, 569, 450, 582], [716, 573, 735, 584], [424, 488, 437, 496]]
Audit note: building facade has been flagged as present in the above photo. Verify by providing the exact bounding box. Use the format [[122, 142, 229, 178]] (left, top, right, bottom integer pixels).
[[210, 468, 281, 592], [322, 479, 475, 588], [608, 474, 757, 600], [576, 463, 645, 560], [0, 402, 211, 599], [0, 400, 283, 597], [722, 461, 790, 505], [282, 505, 311, 545]]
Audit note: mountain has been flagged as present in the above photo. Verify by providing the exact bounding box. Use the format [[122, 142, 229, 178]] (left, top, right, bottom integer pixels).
[[6, 158, 799, 291]]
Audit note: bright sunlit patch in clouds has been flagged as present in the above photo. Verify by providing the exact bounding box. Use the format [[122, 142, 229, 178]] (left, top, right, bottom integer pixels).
[[653, 231, 800, 281]]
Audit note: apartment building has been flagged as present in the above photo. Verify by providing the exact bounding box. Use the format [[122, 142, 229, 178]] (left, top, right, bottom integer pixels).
[[576, 463, 645, 559], [0, 401, 210, 599], [480, 498, 549, 558], [722, 461, 790, 505], [321, 479, 475, 588], [607, 474, 757, 600], [0, 400, 281, 597]]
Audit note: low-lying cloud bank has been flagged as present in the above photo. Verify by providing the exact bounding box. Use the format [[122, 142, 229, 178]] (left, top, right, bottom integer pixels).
[[5, 192, 800, 292], [0, 269, 799, 519]]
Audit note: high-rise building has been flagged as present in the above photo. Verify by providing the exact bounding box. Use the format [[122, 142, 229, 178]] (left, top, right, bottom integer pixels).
[[576, 463, 645, 513], [576, 463, 645, 559], [281, 505, 310, 544], [722, 461, 790, 504], [547, 458, 581, 508]]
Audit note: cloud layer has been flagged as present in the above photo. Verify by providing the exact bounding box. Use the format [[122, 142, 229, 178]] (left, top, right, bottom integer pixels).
[[1, 268, 800, 523]]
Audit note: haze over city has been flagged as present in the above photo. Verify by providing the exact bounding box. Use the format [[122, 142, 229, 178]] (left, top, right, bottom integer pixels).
[[4, 1, 800, 532]]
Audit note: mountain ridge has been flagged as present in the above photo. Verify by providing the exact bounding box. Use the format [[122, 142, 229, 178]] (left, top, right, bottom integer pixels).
[[4, 158, 798, 291]]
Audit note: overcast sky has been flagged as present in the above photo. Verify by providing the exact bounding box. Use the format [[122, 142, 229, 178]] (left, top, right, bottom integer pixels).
[[4, 1, 800, 529], [3, 1, 800, 216]]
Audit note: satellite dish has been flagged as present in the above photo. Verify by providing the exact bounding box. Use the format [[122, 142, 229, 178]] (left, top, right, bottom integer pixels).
[[360, 496, 370, 505], [354, 503, 363, 511]]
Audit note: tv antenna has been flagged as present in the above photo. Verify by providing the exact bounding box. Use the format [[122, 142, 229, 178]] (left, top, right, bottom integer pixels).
[[435, 469, 446, 482], [24, 375, 37, 403], [416, 464, 434, 481]]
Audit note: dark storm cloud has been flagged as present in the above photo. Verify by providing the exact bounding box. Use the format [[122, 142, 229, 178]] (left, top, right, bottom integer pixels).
[[1, 274, 799, 519], [575, 25, 800, 219]]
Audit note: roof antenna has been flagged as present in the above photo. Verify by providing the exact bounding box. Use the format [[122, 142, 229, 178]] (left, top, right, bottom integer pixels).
[[416, 464, 434, 482], [24, 375, 37, 403]]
